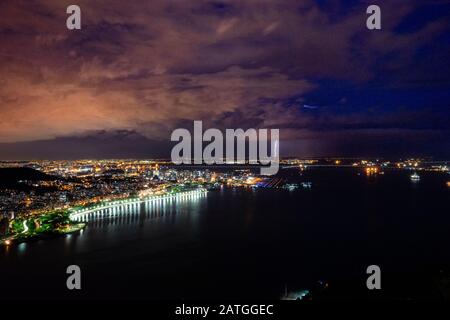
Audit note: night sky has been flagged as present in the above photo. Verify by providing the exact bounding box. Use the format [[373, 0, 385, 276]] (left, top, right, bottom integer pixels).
[[0, 0, 449, 159]]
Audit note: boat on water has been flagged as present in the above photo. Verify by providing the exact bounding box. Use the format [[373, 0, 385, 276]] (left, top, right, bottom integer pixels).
[[410, 172, 420, 182], [281, 286, 310, 300]]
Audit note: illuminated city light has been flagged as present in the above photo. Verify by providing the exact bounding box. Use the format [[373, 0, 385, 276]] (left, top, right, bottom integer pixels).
[[22, 220, 29, 233], [69, 188, 208, 222], [1, 158, 448, 246], [365, 167, 379, 175]]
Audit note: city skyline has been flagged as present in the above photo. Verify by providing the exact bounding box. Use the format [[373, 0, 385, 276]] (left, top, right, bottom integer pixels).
[[0, 1, 449, 159], [1, 1, 450, 306]]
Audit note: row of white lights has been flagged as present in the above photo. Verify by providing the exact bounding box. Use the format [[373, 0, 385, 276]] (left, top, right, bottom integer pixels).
[[70, 189, 207, 220]]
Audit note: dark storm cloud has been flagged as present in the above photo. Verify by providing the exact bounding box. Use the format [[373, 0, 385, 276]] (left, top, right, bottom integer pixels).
[[0, 0, 449, 158]]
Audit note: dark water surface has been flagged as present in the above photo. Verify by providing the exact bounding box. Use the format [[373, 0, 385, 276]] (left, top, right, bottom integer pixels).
[[1, 168, 449, 300]]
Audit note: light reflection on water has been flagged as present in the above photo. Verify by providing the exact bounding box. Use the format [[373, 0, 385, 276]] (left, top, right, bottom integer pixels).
[[17, 242, 27, 256], [1, 171, 449, 300], [2, 193, 207, 257], [73, 192, 205, 223], [61, 192, 207, 250], [80, 192, 205, 227]]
